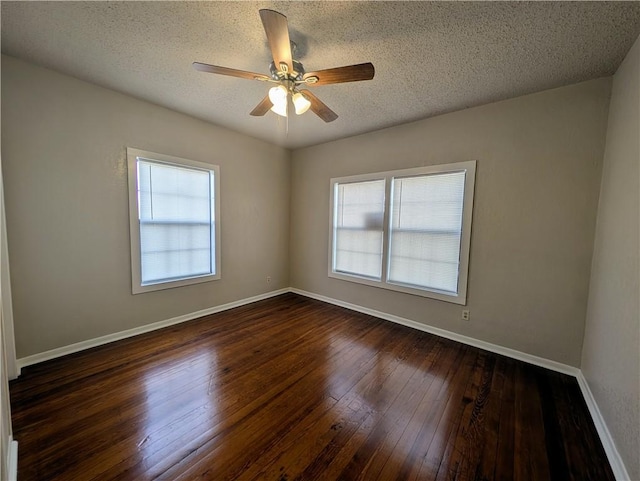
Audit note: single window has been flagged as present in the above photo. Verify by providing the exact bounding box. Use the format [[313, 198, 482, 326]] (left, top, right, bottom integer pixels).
[[329, 161, 475, 305], [127, 148, 220, 294]]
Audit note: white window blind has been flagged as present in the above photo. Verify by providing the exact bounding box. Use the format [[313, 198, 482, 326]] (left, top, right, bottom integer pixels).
[[137, 160, 215, 285], [388, 172, 466, 293], [332, 179, 385, 279]]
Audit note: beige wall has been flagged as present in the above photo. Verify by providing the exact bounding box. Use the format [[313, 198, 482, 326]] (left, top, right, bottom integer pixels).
[[291, 78, 611, 367], [1, 55, 291, 359], [582, 35, 640, 480]]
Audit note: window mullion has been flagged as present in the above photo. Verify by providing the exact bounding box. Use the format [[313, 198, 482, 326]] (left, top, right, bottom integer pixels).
[[380, 176, 392, 285]]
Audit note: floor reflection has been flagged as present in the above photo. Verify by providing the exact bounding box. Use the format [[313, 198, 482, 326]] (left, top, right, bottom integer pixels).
[[137, 348, 217, 469]]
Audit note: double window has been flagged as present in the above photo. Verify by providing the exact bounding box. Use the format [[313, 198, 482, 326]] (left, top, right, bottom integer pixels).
[[127, 148, 220, 294], [330, 161, 476, 304]]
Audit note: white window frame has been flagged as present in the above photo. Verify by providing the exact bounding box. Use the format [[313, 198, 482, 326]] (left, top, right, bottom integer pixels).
[[329, 161, 476, 305], [127, 148, 221, 294]]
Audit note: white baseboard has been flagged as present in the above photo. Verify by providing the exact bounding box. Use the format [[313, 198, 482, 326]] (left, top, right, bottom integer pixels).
[[16, 288, 289, 370], [18, 287, 577, 376], [290, 288, 580, 376], [575, 372, 631, 481], [7, 437, 17, 481]]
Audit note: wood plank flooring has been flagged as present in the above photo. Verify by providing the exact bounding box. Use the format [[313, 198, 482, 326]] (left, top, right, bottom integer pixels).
[[10, 293, 615, 480]]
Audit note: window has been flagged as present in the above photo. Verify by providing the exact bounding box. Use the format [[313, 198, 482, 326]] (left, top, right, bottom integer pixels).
[[329, 161, 476, 304], [127, 148, 220, 294]]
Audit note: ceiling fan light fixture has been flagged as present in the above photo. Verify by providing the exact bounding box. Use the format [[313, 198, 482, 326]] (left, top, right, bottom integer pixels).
[[270, 102, 288, 117], [293, 92, 311, 115], [268, 85, 287, 104], [268, 85, 288, 117]]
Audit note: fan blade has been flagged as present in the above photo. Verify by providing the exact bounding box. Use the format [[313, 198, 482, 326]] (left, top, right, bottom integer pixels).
[[300, 90, 338, 122], [250, 95, 273, 116], [259, 9, 293, 74], [193, 62, 271, 82], [303, 62, 375, 86]]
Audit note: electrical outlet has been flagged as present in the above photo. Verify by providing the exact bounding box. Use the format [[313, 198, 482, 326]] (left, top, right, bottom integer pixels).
[[266, 276, 272, 283], [462, 309, 470, 321]]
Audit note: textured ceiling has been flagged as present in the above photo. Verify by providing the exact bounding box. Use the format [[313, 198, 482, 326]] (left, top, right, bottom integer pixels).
[[2, 1, 640, 149]]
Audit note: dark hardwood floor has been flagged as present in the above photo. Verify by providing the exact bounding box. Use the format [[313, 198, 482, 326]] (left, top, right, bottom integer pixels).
[[10, 293, 614, 480]]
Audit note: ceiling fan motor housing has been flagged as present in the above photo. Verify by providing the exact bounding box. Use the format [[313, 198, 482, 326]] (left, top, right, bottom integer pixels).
[[269, 59, 306, 80]]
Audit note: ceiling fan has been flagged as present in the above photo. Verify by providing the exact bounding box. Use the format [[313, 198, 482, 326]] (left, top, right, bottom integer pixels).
[[193, 9, 375, 123]]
